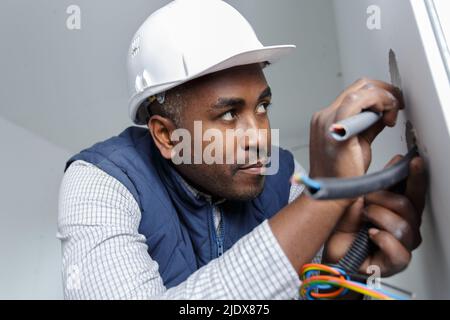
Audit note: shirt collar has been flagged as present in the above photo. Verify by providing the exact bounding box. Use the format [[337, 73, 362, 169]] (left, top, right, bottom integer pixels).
[[177, 171, 226, 206]]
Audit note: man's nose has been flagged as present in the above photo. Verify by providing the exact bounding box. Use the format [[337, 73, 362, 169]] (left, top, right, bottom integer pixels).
[[240, 115, 267, 157]]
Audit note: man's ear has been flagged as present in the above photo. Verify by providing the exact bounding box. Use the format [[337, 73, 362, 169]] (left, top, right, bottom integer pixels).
[[147, 115, 176, 160]]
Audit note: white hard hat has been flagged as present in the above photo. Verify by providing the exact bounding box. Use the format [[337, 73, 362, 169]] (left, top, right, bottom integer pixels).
[[127, 0, 296, 125]]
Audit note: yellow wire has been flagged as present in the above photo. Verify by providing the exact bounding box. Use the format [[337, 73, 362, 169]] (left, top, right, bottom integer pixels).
[[301, 276, 393, 300], [300, 264, 394, 300]]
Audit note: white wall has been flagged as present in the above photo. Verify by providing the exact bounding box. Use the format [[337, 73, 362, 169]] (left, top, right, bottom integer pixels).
[[0, 0, 342, 161], [333, 0, 450, 299], [0, 117, 70, 299], [0, 1, 342, 299]]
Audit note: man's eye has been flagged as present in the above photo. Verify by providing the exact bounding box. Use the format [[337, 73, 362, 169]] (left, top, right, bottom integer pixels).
[[221, 110, 236, 121], [256, 102, 271, 114]]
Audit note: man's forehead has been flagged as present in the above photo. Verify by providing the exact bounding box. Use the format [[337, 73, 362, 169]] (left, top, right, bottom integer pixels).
[[169, 63, 269, 112]]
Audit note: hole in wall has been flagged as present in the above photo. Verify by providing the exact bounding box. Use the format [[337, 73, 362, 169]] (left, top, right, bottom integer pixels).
[[389, 49, 420, 152], [389, 49, 403, 90]]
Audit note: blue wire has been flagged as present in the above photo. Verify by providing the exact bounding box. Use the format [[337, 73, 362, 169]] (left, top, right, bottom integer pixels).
[[303, 266, 349, 298], [368, 286, 408, 300], [302, 265, 409, 300], [300, 175, 322, 191]]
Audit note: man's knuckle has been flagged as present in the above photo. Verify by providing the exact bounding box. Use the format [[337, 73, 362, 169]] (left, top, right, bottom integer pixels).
[[396, 220, 411, 240], [414, 231, 423, 249], [343, 93, 359, 104], [376, 232, 389, 248], [311, 111, 321, 125], [405, 251, 412, 265], [357, 77, 370, 86], [393, 250, 411, 270], [396, 197, 411, 212]]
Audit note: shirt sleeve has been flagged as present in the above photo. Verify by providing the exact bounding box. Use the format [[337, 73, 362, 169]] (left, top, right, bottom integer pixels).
[[289, 160, 324, 264], [57, 160, 302, 300]]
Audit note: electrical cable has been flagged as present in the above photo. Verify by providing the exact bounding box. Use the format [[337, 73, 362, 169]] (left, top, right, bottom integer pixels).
[[299, 264, 412, 300], [336, 224, 374, 274], [329, 111, 382, 141], [295, 147, 419, 299], [292, 147, 418, 200]]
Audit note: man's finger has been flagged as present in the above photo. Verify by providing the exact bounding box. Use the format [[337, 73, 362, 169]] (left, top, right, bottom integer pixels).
[[361, 228, 411, 276], [333, 87, 400, 126], [362, 79, 405, 110], [330, 78, 404, 111], [383, 154, 404, 169], [364, 204, 421, 250], [335, 197, 365, 233], [365, 191, 419, 230], [359, 120, 385, 145], [329, 78, 373, 109], [405, 157, 427, 214]]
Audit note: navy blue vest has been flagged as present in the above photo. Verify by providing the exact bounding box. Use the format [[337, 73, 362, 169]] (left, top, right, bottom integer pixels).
[[65, 126, 294, 288]]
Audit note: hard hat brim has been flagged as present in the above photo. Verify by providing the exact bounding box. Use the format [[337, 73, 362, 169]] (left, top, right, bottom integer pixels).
[[129, 44, 296, 125]]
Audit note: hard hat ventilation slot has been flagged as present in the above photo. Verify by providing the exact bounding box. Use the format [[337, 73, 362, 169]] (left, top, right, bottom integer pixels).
[[182, 54, 189, 77]]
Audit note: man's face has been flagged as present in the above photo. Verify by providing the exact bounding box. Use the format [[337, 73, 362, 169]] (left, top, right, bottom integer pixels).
[[169, 63, 272, 201]]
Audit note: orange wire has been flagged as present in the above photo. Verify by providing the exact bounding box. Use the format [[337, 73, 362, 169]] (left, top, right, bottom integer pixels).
[[302, 275, 391, 300], [301, 264, 347, 298]]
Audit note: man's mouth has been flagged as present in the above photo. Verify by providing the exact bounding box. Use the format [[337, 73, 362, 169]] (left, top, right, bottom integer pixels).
[[238, 160, 267, 175]]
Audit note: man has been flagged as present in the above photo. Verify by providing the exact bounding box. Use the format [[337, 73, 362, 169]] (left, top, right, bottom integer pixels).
[[58, 0, 427, 299]]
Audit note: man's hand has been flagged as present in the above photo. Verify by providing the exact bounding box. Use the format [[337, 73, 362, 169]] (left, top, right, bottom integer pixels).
[[309, 78, 404, 180], [269, 77, 418, 280], [323, 155, 428, 277]]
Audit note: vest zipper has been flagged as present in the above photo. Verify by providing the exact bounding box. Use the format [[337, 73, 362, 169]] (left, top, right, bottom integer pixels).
[[217, 209, 224, 257], [210, 206, 225, 258]]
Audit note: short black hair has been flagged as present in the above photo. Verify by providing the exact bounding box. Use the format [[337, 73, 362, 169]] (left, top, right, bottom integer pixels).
[[142, 86, 186, 126]]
